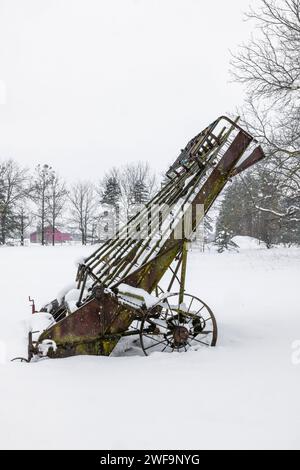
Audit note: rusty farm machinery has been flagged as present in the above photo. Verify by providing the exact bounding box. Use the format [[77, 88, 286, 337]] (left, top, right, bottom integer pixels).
[[20, 116, 266, 361]]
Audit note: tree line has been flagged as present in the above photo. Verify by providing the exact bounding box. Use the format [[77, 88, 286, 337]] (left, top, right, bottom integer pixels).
[[0, 160, 157, 246]]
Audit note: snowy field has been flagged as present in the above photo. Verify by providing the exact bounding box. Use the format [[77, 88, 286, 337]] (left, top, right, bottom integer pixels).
[[0, 239, 299, 450]]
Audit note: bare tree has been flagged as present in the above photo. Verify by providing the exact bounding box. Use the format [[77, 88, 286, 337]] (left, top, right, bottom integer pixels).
[[231, 0, 300, 229], [15, 204, 32, 246], [231, 0, 300, 154], [119, 161, 157, 221], [69, 181, 97, 245], [31, 164, 54, 245], [47, 172, 68, 245], [0, 159, 28, 244]]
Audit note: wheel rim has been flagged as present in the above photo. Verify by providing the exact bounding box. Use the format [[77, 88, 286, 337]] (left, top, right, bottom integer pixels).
[[140, 293, 217, 356]]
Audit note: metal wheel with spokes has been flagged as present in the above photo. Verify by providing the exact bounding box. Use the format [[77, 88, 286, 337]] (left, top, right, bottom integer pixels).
[[140, 292, 217, 356]]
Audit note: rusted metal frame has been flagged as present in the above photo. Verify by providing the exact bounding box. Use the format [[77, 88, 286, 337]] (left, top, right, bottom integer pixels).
[[195, 122, 238, 166], [231, 145, 266, 176], [218, 115, 253, 141], [88, 199, 168, 273], [94, 185, 180, 280], [188, 131, 216, 159], [186, 119, 220, 156], [196, 127, 226, 159], [78, 239, 138, 296], [134, 161, 210, 268], [92, 174, 194, 287], [189, 130, 253, 234], [46, 307, 68, 329], [88, 238, 137, 285], [179, 240, 188, 304], [77, 269, 88, 301], [95, 237, 136, 273], [115, 238, 183, 293], [83, 176, 183, 279], [76, 266, 103, 306], [166, 254, 183, 292], [167, 251, 183, 292], [118, 130, 253, 294], [99, 239, 145, 286], [209, 131, 222, 146], [83, 170, 184, 267], [217, 126, 227, 143], [88, 130, 250, 302], [100, 162, 205, 287], [39, 292, 145, 354], [188, 118, 234, 161], [87, 233, 134, 273], [35, 117, 261, 360], [85, 118, 240, 270], [97, 169, 195, 285], [155, 284, 165, 296], [102, 325, 159, 340], [147, 206, 152, 237], [124, 174, 185, 238], [130, 154, 216, 268], [82, 176, 178, 275], [110, 166, 206, 286], [76, 264, 85, 284], [166, 119, 220, 176], [206, 136, 217, 150], [85, 161, 196, 281], [185, 129, 219, 166], [122, 203, 186, 283], [111, 127, 240, 292]]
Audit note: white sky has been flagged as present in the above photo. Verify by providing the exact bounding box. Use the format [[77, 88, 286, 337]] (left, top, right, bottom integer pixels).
[[0, 0, 257, 181]]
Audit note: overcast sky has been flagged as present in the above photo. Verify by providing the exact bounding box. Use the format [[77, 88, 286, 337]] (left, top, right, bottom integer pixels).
[[0, 0, 256, 181]]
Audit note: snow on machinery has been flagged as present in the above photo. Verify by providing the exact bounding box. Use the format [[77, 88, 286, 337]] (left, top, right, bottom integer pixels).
[[23, 116, 266, 360]]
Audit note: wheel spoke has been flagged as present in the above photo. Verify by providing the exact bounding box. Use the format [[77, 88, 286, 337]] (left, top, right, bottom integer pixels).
[[187, 296, 194, 313], [161, 343, 170, 352], [202, 317, 212, 322], [195, 305, 206, 315], [142, 333, 166, 345], [147, 320, 169, 331], [144, 339, 168, 351], [192, 337, 210, 346]]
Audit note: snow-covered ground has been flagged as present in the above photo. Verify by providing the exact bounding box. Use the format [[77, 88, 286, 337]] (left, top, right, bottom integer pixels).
[[0, 239, 299, 449]]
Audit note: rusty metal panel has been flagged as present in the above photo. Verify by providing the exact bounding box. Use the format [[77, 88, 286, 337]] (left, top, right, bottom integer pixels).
[[39, 294, 141, 357], [232, 145, 266, 175]]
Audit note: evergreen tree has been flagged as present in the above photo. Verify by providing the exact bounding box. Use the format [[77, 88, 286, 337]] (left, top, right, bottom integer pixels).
[[215, 162, 300, 249], [215, 227, 239, 253], [0, 160, 28, 244], [101, 175, 121, 208], [100, 171, 122, 234], [129, 179, 149, 205]]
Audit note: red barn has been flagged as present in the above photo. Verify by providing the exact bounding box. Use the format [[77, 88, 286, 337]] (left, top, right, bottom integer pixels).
[[30, 226, 72, 244]]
